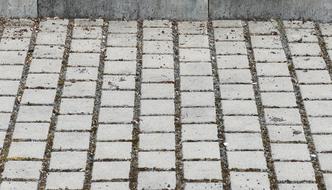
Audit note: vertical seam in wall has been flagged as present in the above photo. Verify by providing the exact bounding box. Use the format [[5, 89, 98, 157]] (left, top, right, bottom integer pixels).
[[0, 19, 39, 184], [242, 20, 279, 190], [83, 19, 109, 190], [277, 19, 327, 190], [37, 19, 74, 189]]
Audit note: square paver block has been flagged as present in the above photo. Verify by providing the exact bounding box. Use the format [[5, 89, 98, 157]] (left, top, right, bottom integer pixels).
[[143, 28, 172, 41], [57, 115, 92, 130], [214, 28, 244, 41], [21, 89, 56, 104], [2, 161, 42, 179], [142, 69, 174, 83], [95, 142, 131, 159], [293, 57, 326, 69], [71, 39, 101, 53], [296, 70, 331, 84], [139, 133, 175, 150], [184, 182, 224, 190], [140, 99, 175, 115], [8, 141, 46, 159], [300, 85, 332, 100], [141, 83, 174, 98], [221, 100, 258, 115], [140, 116, 175, 132], [224, 116, 261, 132], [60, 98, 94, 114], [274, 162, 315, 181], [101, 90, 135, 106], [230, 172, 270, 190], [181, 108, 216, 123], [256, 63, 290, 76], [13, 123, 49, 140], [215, 41, 247, 55], [66, 67, 98, 81], [261, 92, 297, 107], [104, 61, 136, 75], [225, 133, 263, 150], [107, 34, 137, 47], [180, 62, 212, 76], [16, 106, 53, 122], [180, 49, 211, 62], [103, 75, 136, 90], [92, 161, 130, 180], [68, 53, 100, 67], [182, 124, 218, 141], [264, 108, 302, 125], [228, 151, 267, 169], [220, 84, 255, 99], [0, 181, 38, 190], [0, 80, 20, 95], [253, 49, 287, 63], [46, 172, 85, 189], [308, 117, 332, 133], [0, 96, 15, 112], [143, 41, 173, 54], [251, 35, 282, 48], [181, 92, 215, 107], [218, 69, 252, 83], [183, 142, 220, 159], [312, 135, 332, 152], [258, 77, 294, 91], [138, 171, 176, 190], [106, 47, 136, 60], [99, 107, 134, 123], [180, 76, 214, 91], [184, 161, 222, 180], [266, 125, 306, 142], [91, 182, 129, 190], [318, 153, 332, 171], [217, 55, 249, 69], [97, 124, 132, 141], [50, 151, 87, 170], [139, 151, 175, 169], [179, 35, 209, 48], [142, 54, 174, 69], [271, 143, 311, 161], [26, 73, 59, 88], [0, 65, 24, 80], [304, 101, 332, 116], [53, 132, 90, 150]]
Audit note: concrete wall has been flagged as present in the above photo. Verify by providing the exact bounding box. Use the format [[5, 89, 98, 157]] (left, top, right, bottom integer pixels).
[[1, 0, 331, 22]]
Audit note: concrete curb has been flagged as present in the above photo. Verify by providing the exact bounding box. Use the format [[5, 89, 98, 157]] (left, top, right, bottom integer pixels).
[[1, 0, 332, 22]]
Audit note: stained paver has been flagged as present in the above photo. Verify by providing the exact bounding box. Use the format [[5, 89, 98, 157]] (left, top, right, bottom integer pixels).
[[0, 18, 331, 190]]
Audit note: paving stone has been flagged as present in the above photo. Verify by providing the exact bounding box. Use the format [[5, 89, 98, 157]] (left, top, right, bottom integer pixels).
[[99, 107, 134, 123], [180, 76, 214, 91], [142, 54, 174, 69], [253, 49, 287, 63], [178, 22, 207, 35], [249, 21, 278, 34], [143, 28, 172, 40], [278, 183, 318, 190], [0, 51, 26, 65], [106, 47, 136, 60], [182, 124, 218, 141], [283, 21, 315, 29], [286, 28, 318, 43], [0, 181, 38, 190], [103, 75, 136, 90], [33, 45, 64, 59], [143, 20, 170, 28], [258, 77, 294, 91], [220, 84, 255, 99], [0, 80, 20, 95], [108, 21, 137, 34], [57, 114, 92, 130], [293, 56, 326, 69], [214, 28, 244, 41], [251, 35, 282, 48], [21, 89, 56, 104], [218, 69, 252, 83], [318, 153, 332, 171], [296, 70, 331, 84], [104, 61, 136, 74], [265, 108, 302, 124], [0, 113, 11, 130], [60, 98, 94, 114], [179, 35, 209, 48], [217, 55, 249, 69], [230, 172, 270, 190], [36, 32, 66, 45], [181, 107, 216, 123], [143, 41, 173, 54], [0, 38, 30, 51], [266, 125, 306, 142], [26, 73, 59, 88], [139, 151, 175, 169], [68, 53, 100, 67], [308, 117, 332, 133], [180, 62, 212, 76], [289, 43, 321, 56], [46, 172, 85, 189], [228, 151, 267, 169], [183, 142, 220, 159], [185, 182, 224, 190], [215, 41, 247, 55], [0, 65, 24, 80], [142, 69, 174, 82], [91, 182, 129, 190], [300, 85, 332, 99], [324, 174, 332, 190], [141, 99, 174, 115], [97, 124, 132, 140], [180, 49, 211, 62], [304, 101, 332, 116], [66, 67, 98, 81], [184, 161, 222, 180], [50, 151, 87, 170], [141, 83, 174, 98], [181, 92, 214, 107], [107, 34, 137, 47], [271, 143, 311, 161], [92, 161, 130, 180], [213, 20, 242, 28], [221, 100, 258, 115], [53, 132, 90, 150], [73, 26, 103, 39], [2, 26, 32, 38], [0, 97, 15, 112], [138, 171, 176, 190], [224, 116, 261, 132], [13, 123, 49, 140], [95, 142, 131, 159], [256, 62, 290, 76], [16, 106, 53, 122], [140, 116, 175, 132], [101, 90, 135, 106], [274, 162, 315, 181], [225, 133, 263, 150], [261, 92, 297, 107], [29, 58, 62, 73], [2, 161, 42, 179], [139, 133, 175, 150], [71, 39, 101, 52], [63, 81, 97, 97], [312, 135, 332, 152]]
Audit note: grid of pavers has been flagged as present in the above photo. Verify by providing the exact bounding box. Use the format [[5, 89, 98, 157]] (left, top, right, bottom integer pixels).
[[0, 18, 331, 190]]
